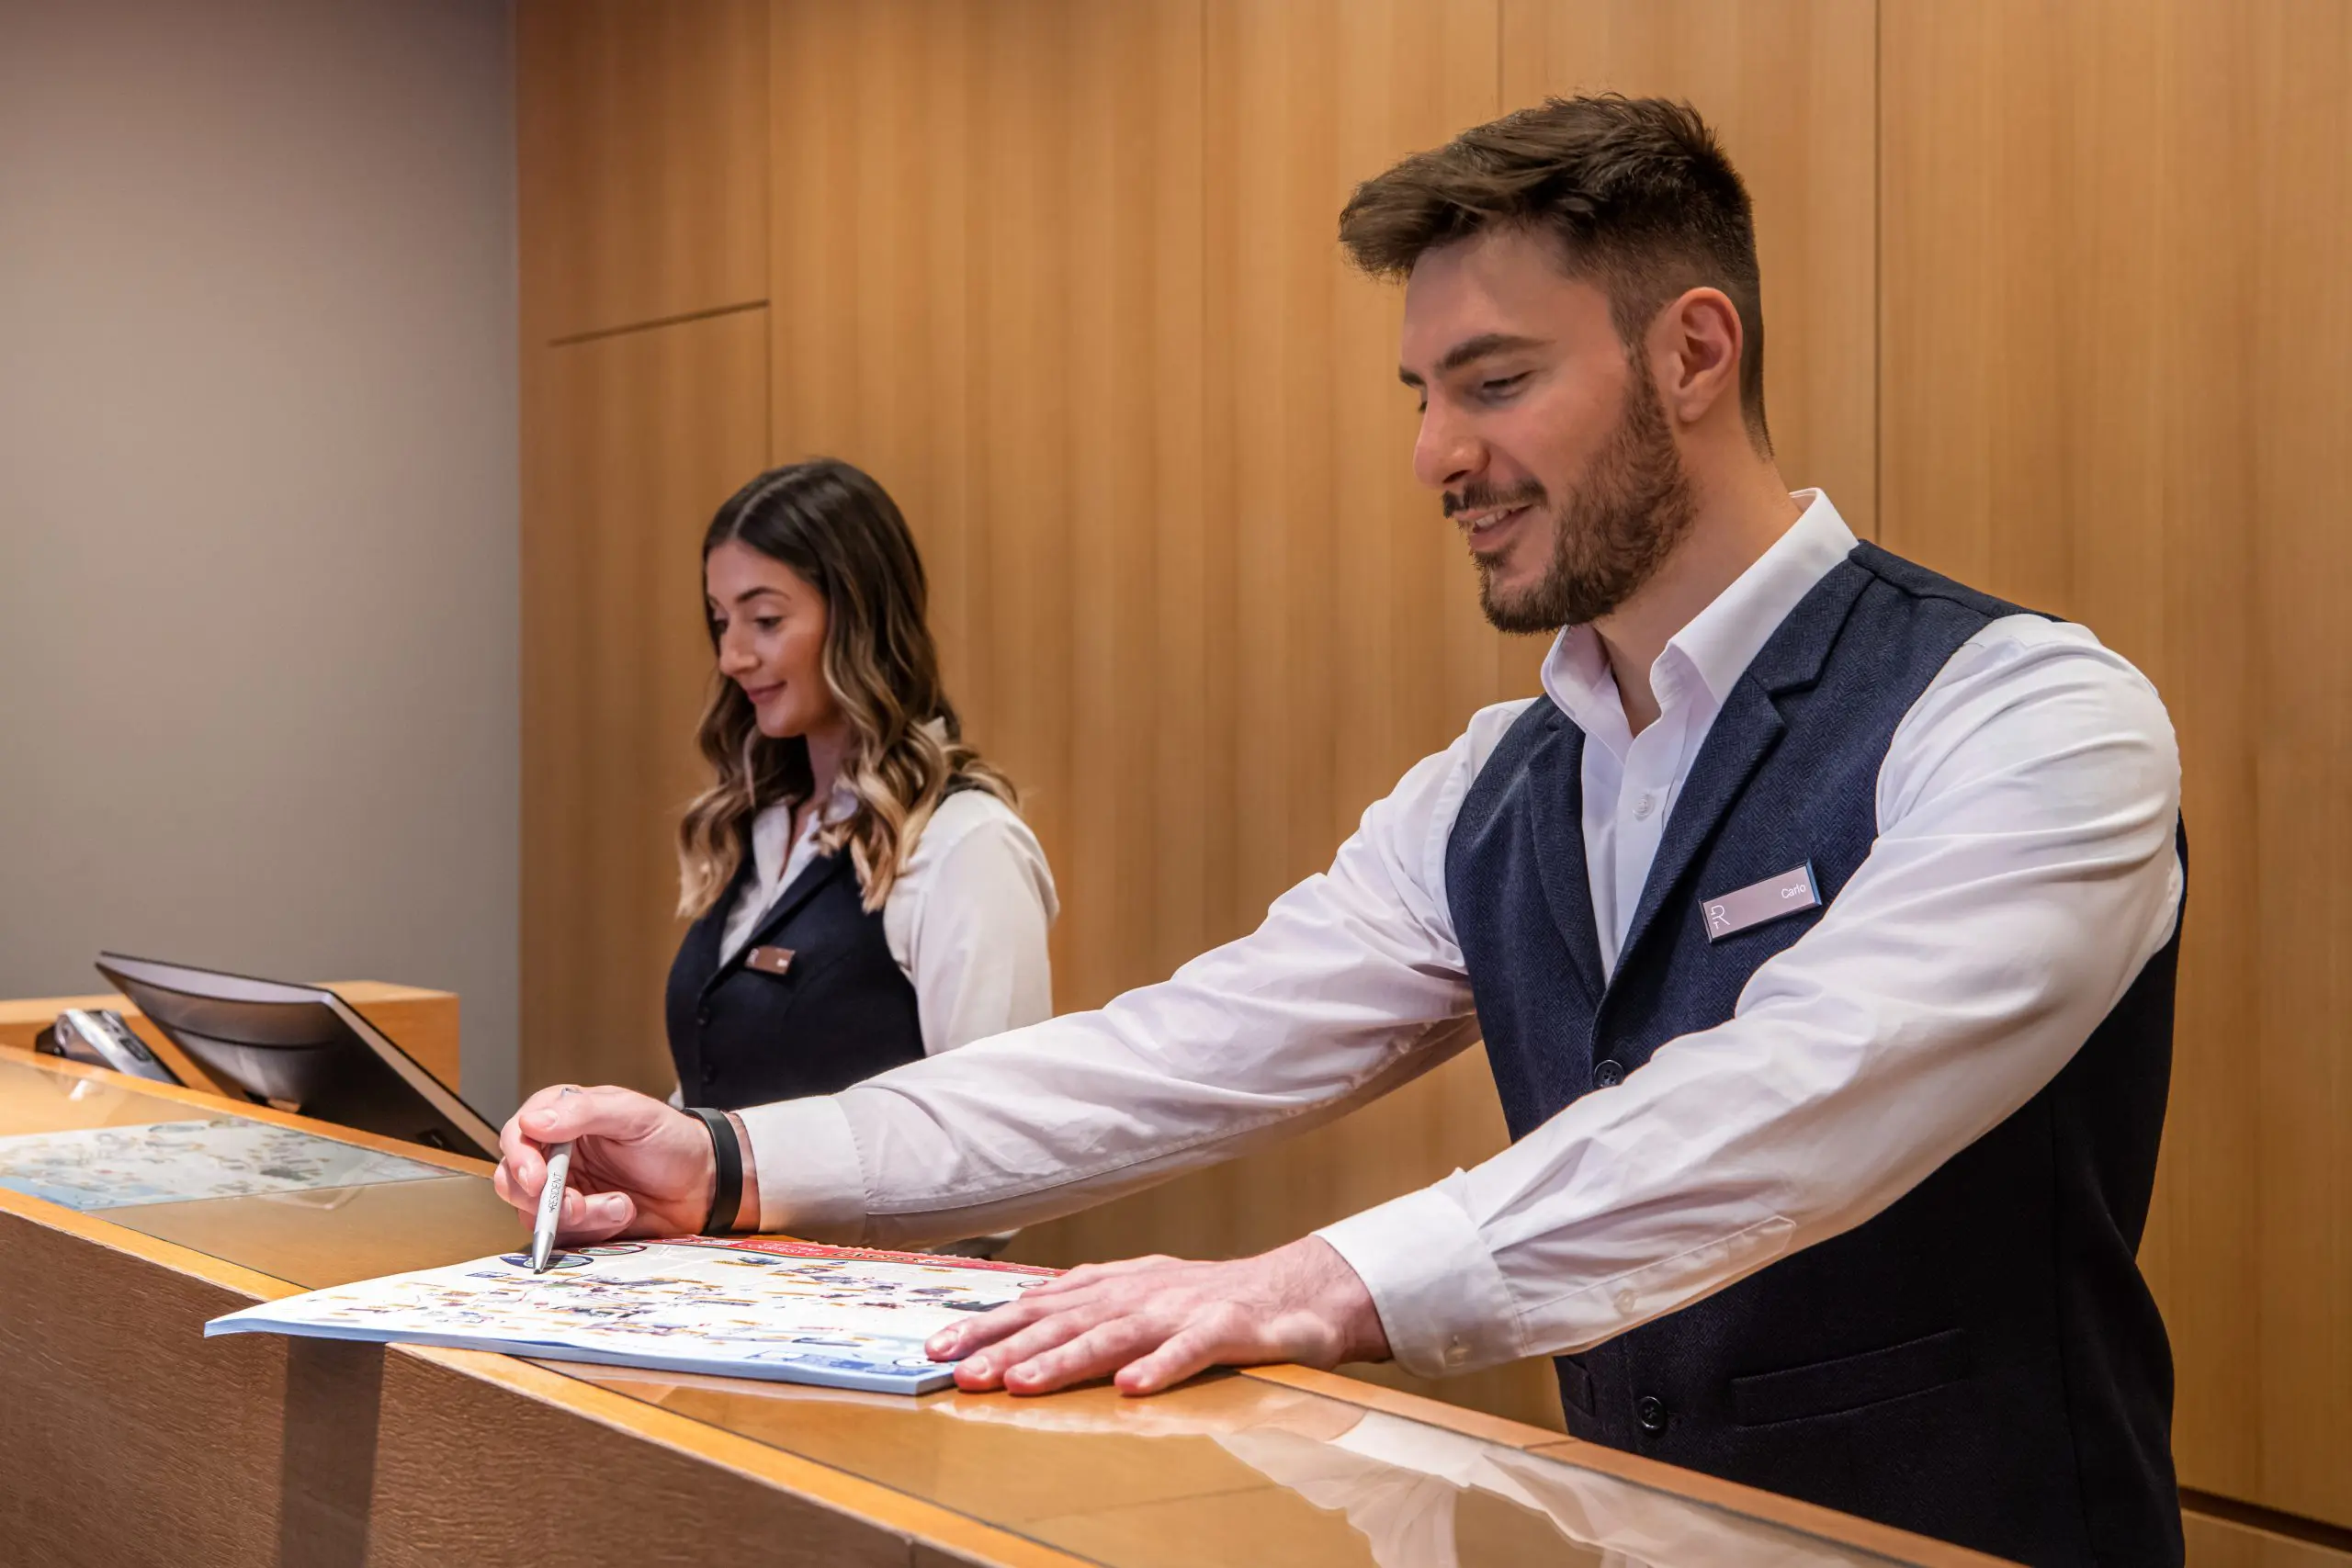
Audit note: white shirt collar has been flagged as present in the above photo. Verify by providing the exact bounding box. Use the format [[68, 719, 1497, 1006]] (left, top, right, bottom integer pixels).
[[1539, 490, 1858, 751], [751, 776, 860, 886]]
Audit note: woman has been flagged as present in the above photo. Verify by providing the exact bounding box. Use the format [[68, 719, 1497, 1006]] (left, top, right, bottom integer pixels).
[[666, 458, 1056, 1111]]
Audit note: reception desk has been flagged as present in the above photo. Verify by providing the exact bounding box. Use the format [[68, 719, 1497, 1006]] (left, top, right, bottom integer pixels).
[[0, 1043, 2012, 1567]]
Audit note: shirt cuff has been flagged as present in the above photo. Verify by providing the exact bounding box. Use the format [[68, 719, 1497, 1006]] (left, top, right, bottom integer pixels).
[[1316, 1182, 1521, 1379], [733, 1096, 869, 1244]]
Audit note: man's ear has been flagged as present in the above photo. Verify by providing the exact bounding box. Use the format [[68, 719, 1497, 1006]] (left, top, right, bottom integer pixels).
[[1650, 287, 1744, 427]]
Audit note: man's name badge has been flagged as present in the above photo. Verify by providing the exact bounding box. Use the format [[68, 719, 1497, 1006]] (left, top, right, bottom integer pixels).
[[746, 945, 796, 976], [1701, 863, 1821, 942]]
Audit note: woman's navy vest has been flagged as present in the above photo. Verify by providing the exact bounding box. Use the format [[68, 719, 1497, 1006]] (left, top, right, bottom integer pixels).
[[665, 845, 924, 1111], [1445, 543, 2184, 1567]]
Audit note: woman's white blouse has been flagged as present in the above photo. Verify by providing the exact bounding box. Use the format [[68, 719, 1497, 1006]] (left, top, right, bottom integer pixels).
[[719, 785, 1058, 1055]]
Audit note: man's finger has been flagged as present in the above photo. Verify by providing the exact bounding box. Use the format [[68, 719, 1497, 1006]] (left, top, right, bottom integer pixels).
[[519, 1083, 664, 1146], [1001, 1316, 1163, 1395], [491, 1158, 537, 1217], [495, 1125, 546, 1195], [1114, 1322, 1230, 1396], [951, 1301, 1117, 1391], [926, 1287, 1061, 1360], [552, 1188, 636, 1244], [506, 1083, 581, 1141]]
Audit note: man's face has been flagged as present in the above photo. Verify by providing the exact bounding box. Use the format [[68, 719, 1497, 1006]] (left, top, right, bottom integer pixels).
[[1398, 227, 1694, 633]]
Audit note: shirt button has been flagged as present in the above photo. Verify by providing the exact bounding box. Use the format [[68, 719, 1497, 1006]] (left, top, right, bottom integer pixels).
[[1613, 1288, 1639, 1316], [1593, 1058, 1625, 1088], [1636, 1395, 1668, 1434], [1633, 792, 1656, 820]]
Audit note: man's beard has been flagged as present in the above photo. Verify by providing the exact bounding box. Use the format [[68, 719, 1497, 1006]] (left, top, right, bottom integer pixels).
[[1460, 365, 1698, 635]]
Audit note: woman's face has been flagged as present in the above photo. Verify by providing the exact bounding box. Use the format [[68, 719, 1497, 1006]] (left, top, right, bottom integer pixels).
[[705, 539, 841, 740]]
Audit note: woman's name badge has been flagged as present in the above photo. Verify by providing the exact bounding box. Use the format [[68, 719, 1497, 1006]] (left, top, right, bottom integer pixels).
[[1701, 864, 1820, 941], [746, 946, 796, 976]]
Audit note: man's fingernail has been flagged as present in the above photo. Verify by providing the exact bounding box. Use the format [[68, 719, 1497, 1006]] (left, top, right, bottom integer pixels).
[[964, 1357, 989, 1377]]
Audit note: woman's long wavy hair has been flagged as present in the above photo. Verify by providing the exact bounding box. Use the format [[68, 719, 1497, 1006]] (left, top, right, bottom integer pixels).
[[675, 459, 1017, 919]]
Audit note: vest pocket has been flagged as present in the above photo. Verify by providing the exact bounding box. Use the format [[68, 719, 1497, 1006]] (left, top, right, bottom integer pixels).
[[1555, 1352, 1595, 1416], [1729, 1327, 1972, 1427]]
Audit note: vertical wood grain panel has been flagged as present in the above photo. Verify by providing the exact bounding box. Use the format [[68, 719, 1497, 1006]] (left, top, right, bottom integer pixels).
[[769, 0, 980, 671], [520, 309, 772, 1096], [1499, 0, 1879, 536], [999, 0, 1558, 1429], [518, 0, 770, 343], [1883, 0, 2351, 1527], [768, 0, 1542, 1425], [2246, 0, 2352, 1527]]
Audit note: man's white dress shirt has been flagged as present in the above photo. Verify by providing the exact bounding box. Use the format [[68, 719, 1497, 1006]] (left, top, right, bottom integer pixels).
[[739, 491, 2183, 1380]]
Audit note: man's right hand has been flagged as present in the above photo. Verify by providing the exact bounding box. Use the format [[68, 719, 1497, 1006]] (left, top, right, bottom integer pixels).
[[492, 1084, 717, 1243]]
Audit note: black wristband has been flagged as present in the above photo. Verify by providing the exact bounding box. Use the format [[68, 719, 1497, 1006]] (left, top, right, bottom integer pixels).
[[683, 1107, 743, 1235]]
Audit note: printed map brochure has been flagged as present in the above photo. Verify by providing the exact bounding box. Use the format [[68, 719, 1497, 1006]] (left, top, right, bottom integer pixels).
[[205, 1237, 1057, 1394]]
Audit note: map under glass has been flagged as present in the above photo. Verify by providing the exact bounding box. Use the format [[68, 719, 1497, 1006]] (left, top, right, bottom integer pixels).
[[0, 1118, 447, 1211], [206, 1238, 1057, 1393]]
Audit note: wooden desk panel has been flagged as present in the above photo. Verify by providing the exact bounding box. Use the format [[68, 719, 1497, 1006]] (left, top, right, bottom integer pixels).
[[0, 1200, 911, 1568], [0, 1047, 2007, 1567]]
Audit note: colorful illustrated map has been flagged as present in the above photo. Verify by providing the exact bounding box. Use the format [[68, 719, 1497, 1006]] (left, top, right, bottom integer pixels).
[[0, 1118, 446, 1211], [207, 1238, 1058, 1393]]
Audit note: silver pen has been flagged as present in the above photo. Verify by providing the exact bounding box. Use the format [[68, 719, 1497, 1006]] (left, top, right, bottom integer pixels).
[[527, 1087, 581, 1273]]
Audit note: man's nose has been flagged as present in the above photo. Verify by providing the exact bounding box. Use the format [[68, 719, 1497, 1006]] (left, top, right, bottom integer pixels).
[[1412, 401, 1479, 492]]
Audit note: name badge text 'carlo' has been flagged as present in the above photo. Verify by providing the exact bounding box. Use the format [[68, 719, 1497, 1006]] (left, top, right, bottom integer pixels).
[[1701, 863, 1822, 942]]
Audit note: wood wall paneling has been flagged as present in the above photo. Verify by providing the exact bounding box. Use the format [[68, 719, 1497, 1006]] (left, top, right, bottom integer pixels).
[[2184, 1509, 2352, 1568], [525, 0, 2351, 1496], [1881, 0, 2351, 1529], [1499, 0, 1879, 535], [768, 0, 1553, 1427], [518, 0, 770, 343], [760, 0, 1882, 1437], [520, 308, 773, 1097]]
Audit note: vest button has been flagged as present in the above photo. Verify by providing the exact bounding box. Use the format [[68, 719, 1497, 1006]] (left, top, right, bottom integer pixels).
[[695, 1006, 712, 1026], [1594, 1058, 1625, 1088], [1636, 1394, 1668, 1434]]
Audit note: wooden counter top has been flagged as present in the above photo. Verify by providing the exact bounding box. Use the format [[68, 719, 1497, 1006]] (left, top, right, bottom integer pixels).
[[0, 1045, 2010, 1567]]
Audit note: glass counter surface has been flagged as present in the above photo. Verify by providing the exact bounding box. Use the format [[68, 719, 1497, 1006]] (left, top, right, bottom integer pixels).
[[0, 1056, 1944, 1568]]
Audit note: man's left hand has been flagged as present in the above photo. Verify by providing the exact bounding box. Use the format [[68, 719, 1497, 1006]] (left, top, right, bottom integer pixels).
[[925, 1235, 1390, 1396]]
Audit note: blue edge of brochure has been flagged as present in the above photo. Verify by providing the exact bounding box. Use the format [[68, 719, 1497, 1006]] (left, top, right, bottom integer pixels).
[[203, 1316, 956, 1395]]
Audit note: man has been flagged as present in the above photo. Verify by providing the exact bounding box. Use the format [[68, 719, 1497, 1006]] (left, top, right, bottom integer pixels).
[[497, 96, 2184, 1566]]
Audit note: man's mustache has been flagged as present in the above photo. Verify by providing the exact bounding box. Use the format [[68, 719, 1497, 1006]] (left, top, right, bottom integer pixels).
[[1442, 479, 1548, 518]]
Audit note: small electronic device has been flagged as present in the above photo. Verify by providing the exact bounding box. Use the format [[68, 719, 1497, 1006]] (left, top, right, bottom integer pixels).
[[39, 1008, 185, 1086], [92, 953, 499, 1160]]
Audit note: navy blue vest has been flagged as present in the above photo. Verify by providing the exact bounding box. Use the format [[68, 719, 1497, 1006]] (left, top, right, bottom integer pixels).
[[1445, 543, 2182, 1567], [665, 844, 924, 1111]]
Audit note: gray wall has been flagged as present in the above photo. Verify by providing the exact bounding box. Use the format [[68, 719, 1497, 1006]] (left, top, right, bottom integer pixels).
[[0, 0, 521, 1113]]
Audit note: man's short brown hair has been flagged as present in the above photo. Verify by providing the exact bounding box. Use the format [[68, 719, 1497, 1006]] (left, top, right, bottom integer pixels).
[[1340, 95, 1770, 451]]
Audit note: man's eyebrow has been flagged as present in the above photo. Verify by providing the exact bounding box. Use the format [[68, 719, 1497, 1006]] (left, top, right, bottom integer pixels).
[[1397, 332, 1550, 388]]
